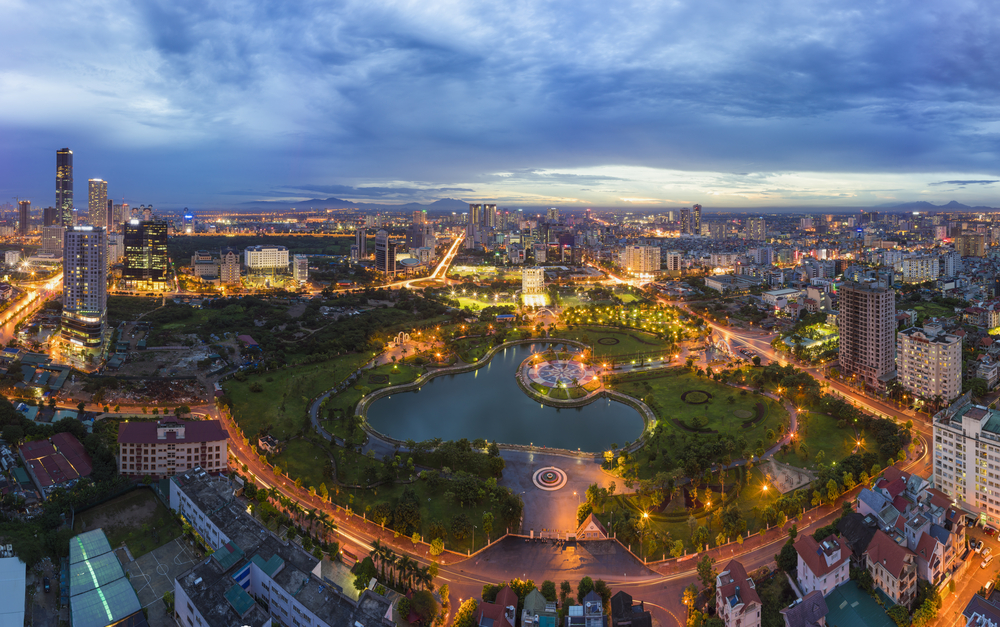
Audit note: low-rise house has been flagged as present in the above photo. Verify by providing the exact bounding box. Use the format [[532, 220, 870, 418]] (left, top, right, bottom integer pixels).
[[576, 513, 609, 540], [864, 530, 918, 606], [521, 589, 557, 627], [779, 590, 828, 627], [566, 590, 605, 627], [794, 535, 851, 597], [477, 585, 518, 627], [610, 591, 652, 627], [716, 560, 761, 627]]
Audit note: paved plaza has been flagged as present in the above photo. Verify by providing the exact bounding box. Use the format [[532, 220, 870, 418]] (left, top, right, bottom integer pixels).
[[525, 358, 598, 387]]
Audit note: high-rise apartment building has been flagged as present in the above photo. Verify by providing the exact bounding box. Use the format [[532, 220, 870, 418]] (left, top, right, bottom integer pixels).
[[838, 280, 896, 390], [522, 267, 545, 295], [17, 200, 30, 236], [123, 219, 169, 288], [469, 204, 482, 227], [896, 322, 962, 403], [43, 206, 59, 227], [665, 250, 683, 272], [41, 226, 65, 257], [547, 207, 559, 223], [374, 229, 396, 275], [620, 245, 661, 275], [62, 226, 107, 347], [411, 209, 426, 225], [747, 217, 767, 241], [895, 256, 940, 283], [354, 227, 367, 258], [111, 203, 128, 232], [293, 254, 309, 285], [692, 204, 702, 234], [88, 179, 107, 228], [933, 392, 1000, 521], [956, 233, 986, 258], [680, 208, 691, 234], [56, 148, 73, 226], [219, 247, 240, 285]]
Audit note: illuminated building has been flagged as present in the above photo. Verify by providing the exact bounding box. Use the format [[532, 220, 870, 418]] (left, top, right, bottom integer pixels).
[[220, 247, 240, 284], [123, 219, 169, 289], [42, 226, 65, 256], [43, 206, 59, 227], [17, 200, 30, 236], [62, 226, 107, 347], [293, 254, 309, 285], [374, 229, 396, 275], [354, 227, 367, 258], [747, 217, 766, 241], [897, 322, 961, 403], [956, 233, 986, 258], [838, 280, 896, 390], [680, 208, 691, 234], [56, 148, 73, 226], [88, 179, 107, 228], [243, 244, 288, 272], [692, 204, 702, 234], [620, 245, 660, 275], [522, 267, 546, 306]]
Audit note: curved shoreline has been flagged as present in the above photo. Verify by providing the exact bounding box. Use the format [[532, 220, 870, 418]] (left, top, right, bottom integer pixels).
[[355, 337, 654, 455]]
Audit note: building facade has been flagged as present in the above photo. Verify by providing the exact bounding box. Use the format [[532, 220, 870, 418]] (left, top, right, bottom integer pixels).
[[56, 148, 73, 226], [220, 247, 241, 284], [956, 233, 986, 258], [747, 217, 766, 241], [620, 245, 660, 275], [864, 530, 918, 606], [794, 534, 851, 597], [293, 254, 309, 285], [244, 245, 289, 271], [62, 226, 107, 347], [522, 267, 545, 295], [17, 200, 29, 236], [896, 322, 962, 403], [41, 225, 64, 256], [374, 230, 396, 275], [122, 219, 168, 288], [838, 280, 896, 390], [118, 418, 227, 479], [715, 560, 761, 627], [933, 392, 1000, 522], [354, 227, 367, 258]]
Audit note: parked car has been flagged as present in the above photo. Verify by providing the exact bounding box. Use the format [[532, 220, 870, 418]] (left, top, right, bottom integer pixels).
[[982, 555, 994, 569], [43, 577, 50, 593], [975, 540, 984, 554], [984, 547, 993, 559]]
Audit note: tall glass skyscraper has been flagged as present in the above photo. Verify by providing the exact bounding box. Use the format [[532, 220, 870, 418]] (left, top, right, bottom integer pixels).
[[56, 147, 73, 226]]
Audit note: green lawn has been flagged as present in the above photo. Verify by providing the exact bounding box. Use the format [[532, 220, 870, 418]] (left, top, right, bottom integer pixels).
[[453, 336, 495, 363], [912, 302, 957, 320], [226, 353, 371, 440], [556, 326, 673, 357], [73, 489, 182, 558], [321, 362, 424, 437], [774, 412, 858, 469]]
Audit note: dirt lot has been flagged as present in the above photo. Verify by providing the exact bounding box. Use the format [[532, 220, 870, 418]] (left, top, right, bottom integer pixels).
[[74, 489, 183, 558]]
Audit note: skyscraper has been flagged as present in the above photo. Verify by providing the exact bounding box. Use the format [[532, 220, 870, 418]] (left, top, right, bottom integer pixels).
[[355, 227, 367, 258], [17, 200, 30, 237], [412, 210, 426, 225], [62, 226, 107, 347], [375, 229, 396, 275], [469, 204, 482, 227], [692, 204, 702, 234], [122, 218, 169, 289], [747, 217, 766, 241], [43, 206, 59, 227], [838, 280, 896, 390], [88, 179, 107, 228], [56, 148, 73, 226], [680, 208, 691, 234]]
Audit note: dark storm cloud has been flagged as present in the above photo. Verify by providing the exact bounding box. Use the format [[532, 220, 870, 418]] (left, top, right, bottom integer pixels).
[[5, 0, 1000, 204]]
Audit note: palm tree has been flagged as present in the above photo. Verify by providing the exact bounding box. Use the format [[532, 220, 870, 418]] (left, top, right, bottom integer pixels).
[[369, 539, 384, 574]]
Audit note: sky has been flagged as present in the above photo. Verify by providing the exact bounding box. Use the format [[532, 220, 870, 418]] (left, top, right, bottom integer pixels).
[[2, 0, 1000, 210]]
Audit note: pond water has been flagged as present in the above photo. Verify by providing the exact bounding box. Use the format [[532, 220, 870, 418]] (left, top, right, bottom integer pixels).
[[366, 342, 645, 451]]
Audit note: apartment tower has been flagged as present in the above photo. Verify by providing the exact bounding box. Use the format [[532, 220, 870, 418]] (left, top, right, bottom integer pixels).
[[17, 200, 30, 236], [838, 280, 896, 390], [88, 179, 107, 228], [62, 226, 107, 347]]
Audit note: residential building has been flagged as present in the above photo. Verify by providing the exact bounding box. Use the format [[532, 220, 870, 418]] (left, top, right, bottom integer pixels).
[[62, 226, 107, 347], [962, 592, 1000, 627], [838, 280, 896, 390], [863, 530, 918, 606], [932, 392, 1000, 521], [576, 513, 609, 540], [41, 226, 64, 257], [956, 233, 986, 257], [896, 322, 962, 403], [522, 589, 558, 627], [355, 227, 367, 258], [523, 267, 545, 295], [477, 585, 517, 627], [107, 232, 123, 266], [794, 534, 851, 597], [42, 206, 59, 227], [621, 245, 660, 275], [680, 208, 691, 234], [692, 204, 702, 234], [87, 178, 107, 228], [778, 590, 828, 627], [895, 256, 939, 283], [118, 418, 228, 479], [566, 590, 605, 627], [665, 250, 682, 272], [711, 252, 742, 268], [546, 207, 559, 223], [243, 244, 289, 272], [610, 591, 652, 627], [56, 147, 73, 226], [979, 359, 1000, 390], [715, 560, 761, 627], [17, 200, 29, 236], [374, 230, 396, 275], [170, 471, 393, 627], [747, 217, 766, 241], [293, 254, 309, 285], [220, 247, 241, 284], [123, 218, 169, 288]]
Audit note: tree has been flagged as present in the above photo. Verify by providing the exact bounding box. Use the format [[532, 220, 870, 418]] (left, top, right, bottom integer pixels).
[[452, 599, 479, 627], [887, 605, 909, 627], [682, 583, 698, 610], [577, 576, 595, 603], [410, 589, 437, 624], [429, 538, 445, 556], [541, 580, 557, 603], [776, 539, 797, 573], [696, 555, 717, 593], [670, 540, 685, 558], [318, 483, 329, 500], [560, 581, 572, 607], [826, 479, 839, 502], [482, 512, 494, 543], [1, 425, 24, 446]]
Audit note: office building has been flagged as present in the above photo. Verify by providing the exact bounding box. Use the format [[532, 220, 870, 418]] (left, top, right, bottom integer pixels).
[[747, 217, 766, 241], [111, 203, 127, 231], [838, 280, 896, 390], [41, 226, 65, 257], [956, 233, 986, 258], [620, 245, 660, 275], [896, 322, 962, 403], [692, 204, 702, 234], [243, 245, 288, 272], [191, 250, 218, 278], [406, 222, 435, 250], [293, 254, 309, 285], [118, 418, 227, 478], [87, 179, 107, 228], [56, 148, 73, 226], [374, 229, 396, 275], [169, 471, 393, 627], [522, 267, 545, 295], [17, 200, 29, 236], [43, 206, 59, 227], [123, 219, 169, 288], [62, 226, 107, 347], [680, 208, 691, 234], [220, 247, 241, 285], [107, 232, 123, 266], [354, 227, 367, 258], [547, 207, 559, 223]]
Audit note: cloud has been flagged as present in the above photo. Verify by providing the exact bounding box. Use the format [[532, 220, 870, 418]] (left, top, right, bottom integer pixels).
[[929, 180, 999, 186], [278, 185, 474, 199]]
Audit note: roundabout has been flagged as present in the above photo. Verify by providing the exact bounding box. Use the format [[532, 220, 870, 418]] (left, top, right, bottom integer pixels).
[[532, 466, 568, 491]]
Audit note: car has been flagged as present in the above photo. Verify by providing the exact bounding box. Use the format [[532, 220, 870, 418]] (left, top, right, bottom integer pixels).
[[975, 540, 984, 554], [983, 555, 994, 569], [43, 577, 49, 593], [985, 547, 993, 559]]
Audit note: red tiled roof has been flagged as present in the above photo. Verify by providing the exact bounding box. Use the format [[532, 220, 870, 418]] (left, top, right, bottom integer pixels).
[[576, 512, 608, 539], [883, 478, 906, 499], [865, 530, 915, 579], [882, 467, 909, 485], [925, 488, 952, 509], [477, 585, 517, 627], [19, 432, 92, 488], [794, 535, 852, 578], [915, 532, 938, 561], [716, 560, 761, 614], [892, 496, 911, 515], [118, 419, 227, 445], [19, 439, 56, 460], [51, 432, 92, 477]]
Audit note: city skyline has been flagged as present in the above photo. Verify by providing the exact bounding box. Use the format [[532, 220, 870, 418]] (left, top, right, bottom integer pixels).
[[3, 1, 1000, 209]]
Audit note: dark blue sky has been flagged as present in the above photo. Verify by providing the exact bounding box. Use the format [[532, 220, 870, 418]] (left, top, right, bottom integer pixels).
[[2, 0, 1000, 209]]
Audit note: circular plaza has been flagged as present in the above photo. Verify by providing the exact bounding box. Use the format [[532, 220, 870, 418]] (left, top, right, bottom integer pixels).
[[524, 358, 598, 388]]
